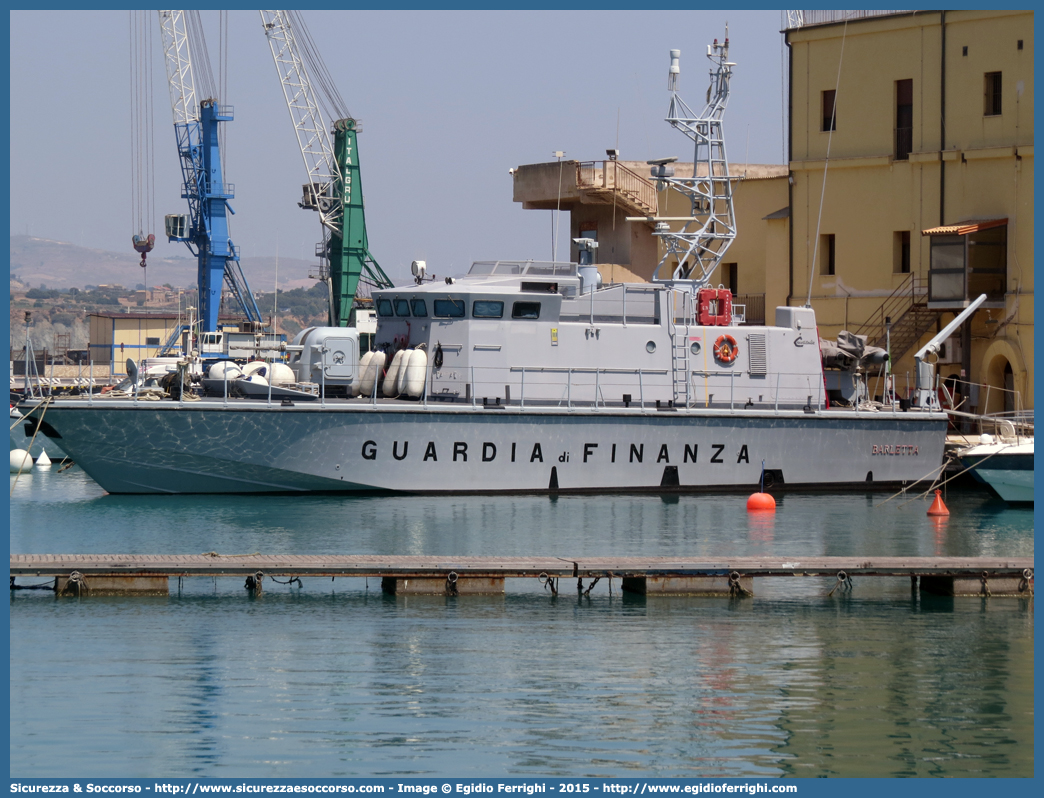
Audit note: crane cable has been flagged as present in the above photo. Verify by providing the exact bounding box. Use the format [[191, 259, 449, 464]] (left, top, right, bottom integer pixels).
[[129, 10, 157, 294], [288, 11, 351, 122], [218, 9, 229, 172]]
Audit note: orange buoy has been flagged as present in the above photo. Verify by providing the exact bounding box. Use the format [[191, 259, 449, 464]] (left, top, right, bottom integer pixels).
[[747, 492, 776, 512], [927, 489, 949, 517]]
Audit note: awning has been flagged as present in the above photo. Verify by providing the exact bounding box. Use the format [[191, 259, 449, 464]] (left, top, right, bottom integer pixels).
[[921, 218, 1007, 236], [762, 206, 790, 220]]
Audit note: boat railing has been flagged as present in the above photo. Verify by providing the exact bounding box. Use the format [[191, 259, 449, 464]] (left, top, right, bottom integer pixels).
[[389, 363, 828, 413], [941, 377, 1029, 425], [936, 377, 1032, 443], [560, 283, 661, 326]]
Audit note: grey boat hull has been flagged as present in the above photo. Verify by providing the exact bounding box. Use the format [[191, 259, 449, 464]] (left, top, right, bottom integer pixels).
[[34, 400, 947, 495], [9, 412, 67, 461]]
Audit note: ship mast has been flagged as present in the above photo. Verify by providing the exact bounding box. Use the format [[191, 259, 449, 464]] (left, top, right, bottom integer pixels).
[[650, 36, 738, 285]]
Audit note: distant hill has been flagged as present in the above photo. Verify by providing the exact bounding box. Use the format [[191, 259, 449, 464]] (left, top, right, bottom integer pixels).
[[9, 235, 315, 291]]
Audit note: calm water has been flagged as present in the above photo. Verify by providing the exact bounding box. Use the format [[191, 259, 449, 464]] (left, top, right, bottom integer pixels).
[[9, 467, 1034, 777]]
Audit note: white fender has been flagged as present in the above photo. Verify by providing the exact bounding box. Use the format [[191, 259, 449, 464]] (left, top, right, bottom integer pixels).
[[208, 361, 242, 381], [359, 350, 385, 398], [403, 348, 428, 399], [352, 351, 374, 397], [384, 350, 407, 397], [268, 362, 295, 386], [395, 349, 413, 396], [242, 361, 268, 377]]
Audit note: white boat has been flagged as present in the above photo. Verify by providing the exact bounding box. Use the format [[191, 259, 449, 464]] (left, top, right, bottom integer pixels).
[[956, 417, 1034, 504], [18, 266, 953, 494], [17, 38, 958, 495]]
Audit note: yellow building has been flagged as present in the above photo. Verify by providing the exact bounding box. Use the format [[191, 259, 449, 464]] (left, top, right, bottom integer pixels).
[[88, 312, 181, 375], [786, 9, 1033, 413]]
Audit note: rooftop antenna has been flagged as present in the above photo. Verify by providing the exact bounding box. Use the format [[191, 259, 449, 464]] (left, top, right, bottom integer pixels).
[[645, 35, 738, 284]]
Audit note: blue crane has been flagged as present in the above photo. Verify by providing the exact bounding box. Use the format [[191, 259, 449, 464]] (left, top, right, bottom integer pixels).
[[158, 10, 262, 334]]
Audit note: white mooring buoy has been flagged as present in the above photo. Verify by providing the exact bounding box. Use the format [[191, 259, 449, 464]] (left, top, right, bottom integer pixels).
[[35, 450, 52, 468], [10, 449, 33, 474]]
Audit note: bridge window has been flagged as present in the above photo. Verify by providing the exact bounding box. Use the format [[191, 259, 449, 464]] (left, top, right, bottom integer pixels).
[[472, 300, 504, 318], [410, 299, 428, 317], [433, 299, 466, 318], [511, 301, 541, 320], [394, 298, 411, 317], [376, 298, 393, 317]]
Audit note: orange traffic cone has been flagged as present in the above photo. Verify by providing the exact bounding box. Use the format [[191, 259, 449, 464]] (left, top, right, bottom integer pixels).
[[927, 489, 949, 517]]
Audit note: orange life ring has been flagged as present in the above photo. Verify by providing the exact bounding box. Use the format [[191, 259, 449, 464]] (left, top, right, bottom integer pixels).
[[713, 334, 739, 364]]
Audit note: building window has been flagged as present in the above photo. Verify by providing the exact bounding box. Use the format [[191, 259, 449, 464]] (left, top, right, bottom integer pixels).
[[146, 337, 160, 347], [984, 72, 1002, 116], [927, 223, 1007, 304], [820, 234, 836, 276], [895, 79, 913, 160], [822, 89, 836, 132], [894, 231, 911, 274], [720, 263, 738, 294]]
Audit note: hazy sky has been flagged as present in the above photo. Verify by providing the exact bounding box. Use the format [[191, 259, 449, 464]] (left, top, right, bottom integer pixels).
[[9, 9, 787, 286]]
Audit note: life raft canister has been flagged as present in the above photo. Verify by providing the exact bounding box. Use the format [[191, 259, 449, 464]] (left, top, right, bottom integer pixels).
[[713, 334, 739, 364], [696, 287, 733, 326]]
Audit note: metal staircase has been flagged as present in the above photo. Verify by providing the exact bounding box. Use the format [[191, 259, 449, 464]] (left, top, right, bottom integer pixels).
[[853, 274, 942, 361], [575, 161, 659, 219]]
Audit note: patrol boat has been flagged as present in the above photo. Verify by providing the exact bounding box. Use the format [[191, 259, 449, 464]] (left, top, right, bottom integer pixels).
[[22, 39, 953, 495]]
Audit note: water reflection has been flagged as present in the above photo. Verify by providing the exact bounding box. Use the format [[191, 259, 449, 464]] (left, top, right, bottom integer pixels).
[[9, 469, 1034, 777]]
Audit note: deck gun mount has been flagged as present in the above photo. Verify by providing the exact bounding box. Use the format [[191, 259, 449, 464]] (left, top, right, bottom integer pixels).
[[913, 293, 987, 410]]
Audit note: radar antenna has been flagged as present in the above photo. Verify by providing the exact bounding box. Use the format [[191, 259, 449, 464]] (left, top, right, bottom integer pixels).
[[650, 36, 737, 285]]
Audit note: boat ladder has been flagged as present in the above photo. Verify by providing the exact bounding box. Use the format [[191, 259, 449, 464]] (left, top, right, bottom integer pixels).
[[669, 290, 693, 407]]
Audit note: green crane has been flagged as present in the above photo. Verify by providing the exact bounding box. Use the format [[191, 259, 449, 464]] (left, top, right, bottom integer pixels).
[[328, 117, 390, 326], [260, 10, 392, 327]]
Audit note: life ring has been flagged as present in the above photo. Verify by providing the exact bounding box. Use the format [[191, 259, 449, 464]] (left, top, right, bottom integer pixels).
[[713, 334, 739, 364]]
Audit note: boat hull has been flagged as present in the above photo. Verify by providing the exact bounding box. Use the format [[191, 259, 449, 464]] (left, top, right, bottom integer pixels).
[[9, 413, 67, 461], [961, 452, 1034, 504], [34, 400, 947, 495]]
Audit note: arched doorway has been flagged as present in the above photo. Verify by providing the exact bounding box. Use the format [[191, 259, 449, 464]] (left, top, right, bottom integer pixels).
[[979, 338, 1030, 416], [982, 353, 1017, 416]]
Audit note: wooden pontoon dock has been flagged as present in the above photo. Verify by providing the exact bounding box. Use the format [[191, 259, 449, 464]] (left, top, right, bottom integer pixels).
[[10, 554, 1034, 598]]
